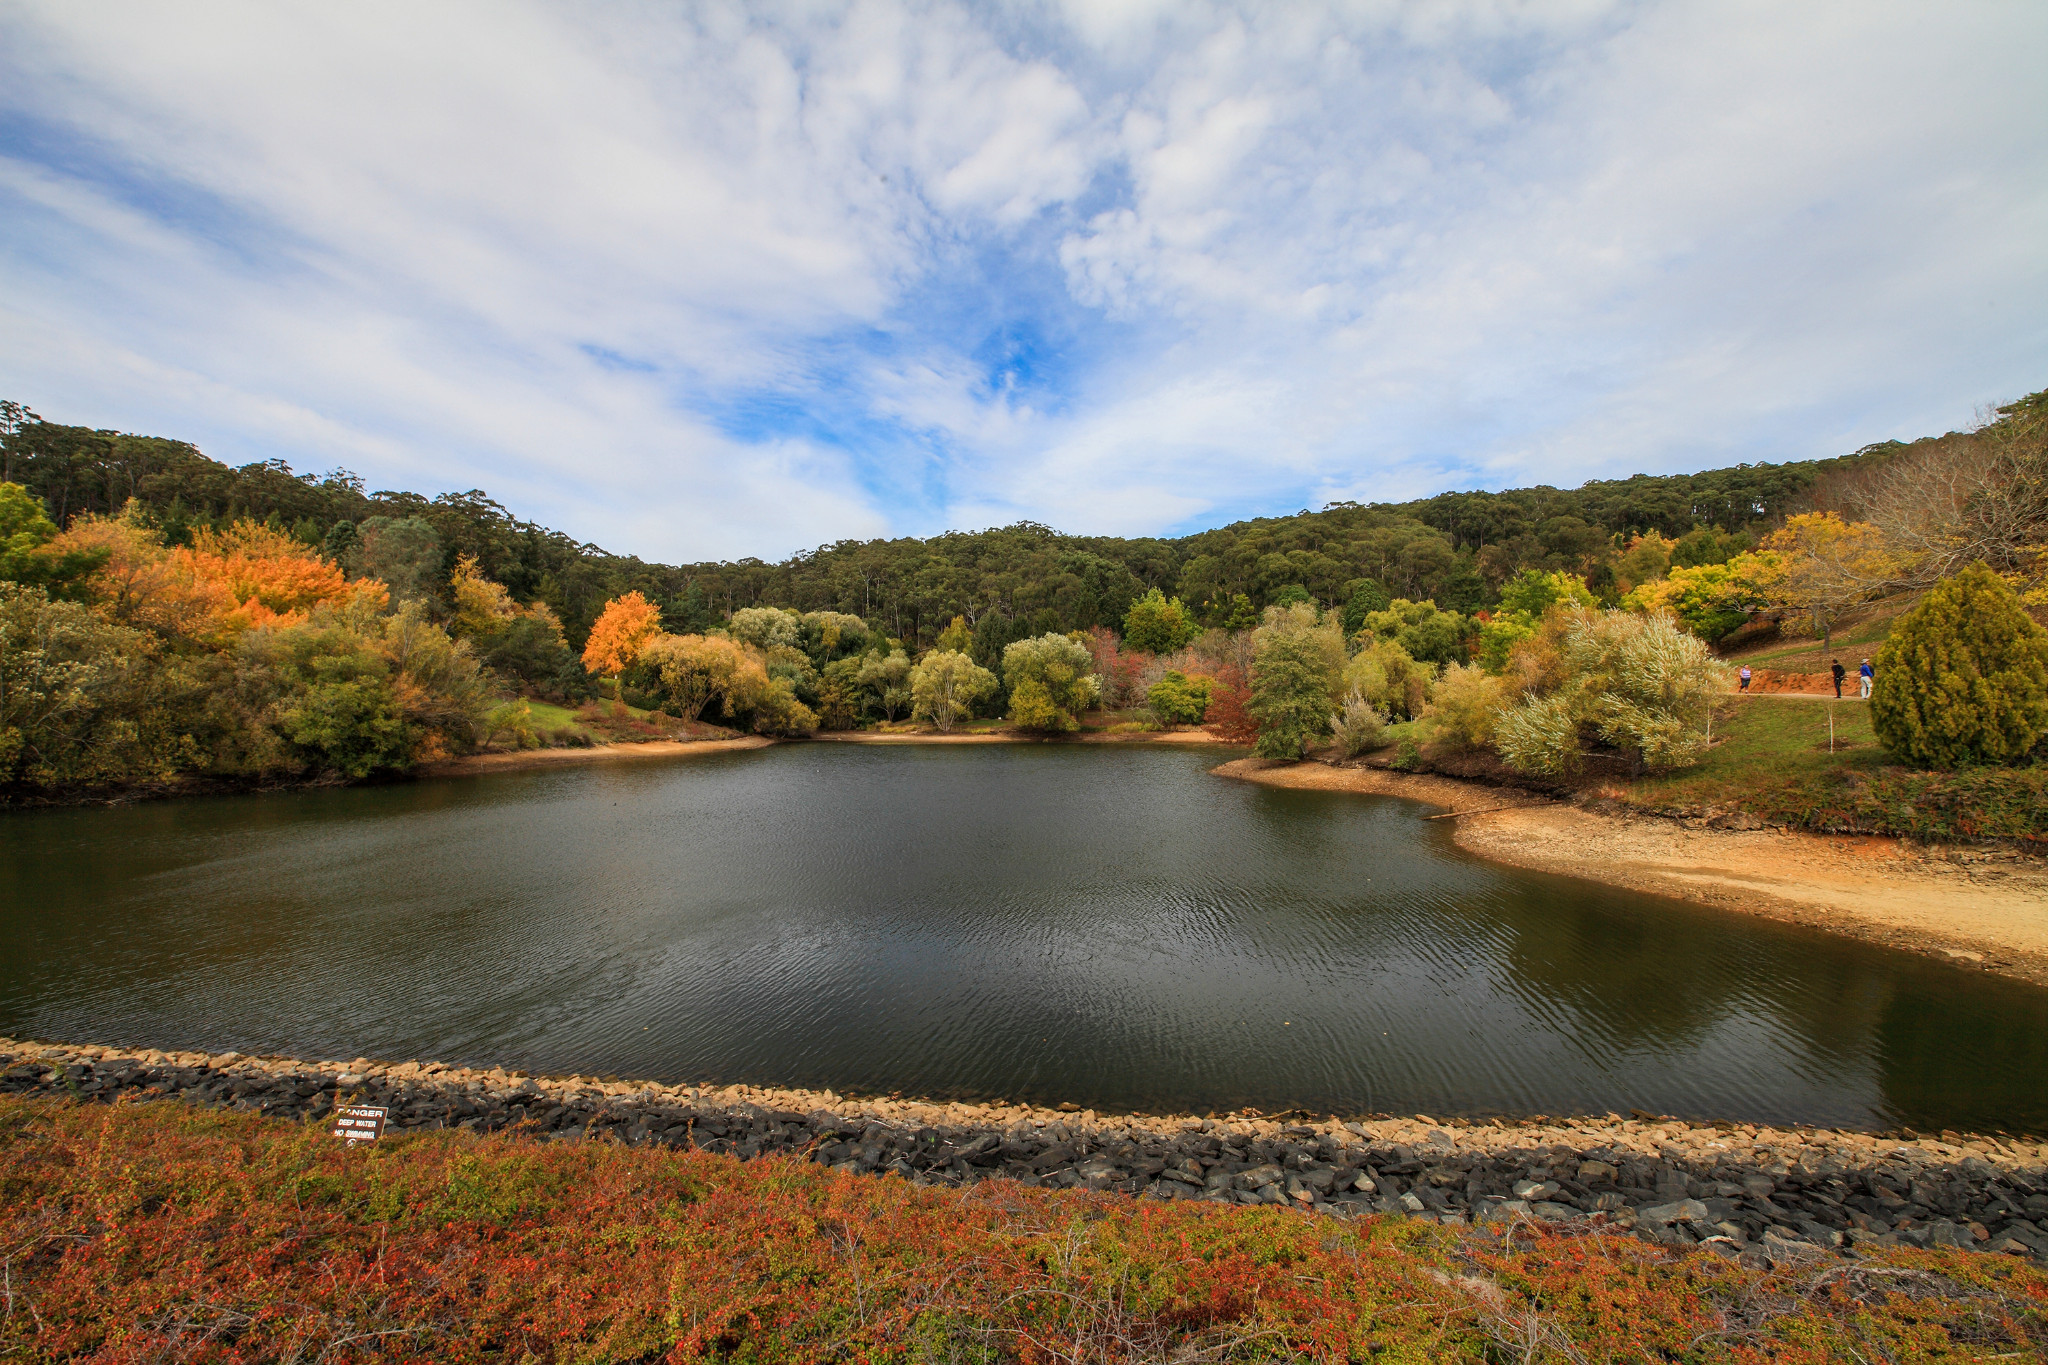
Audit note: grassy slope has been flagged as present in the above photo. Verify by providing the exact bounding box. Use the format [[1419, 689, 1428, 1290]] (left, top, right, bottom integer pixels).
[[1623, 697, 2047, 846], [1630, 697, 1887, 806], [1721, 595, 1919, 673], [5, 1097, 2043, 1363]]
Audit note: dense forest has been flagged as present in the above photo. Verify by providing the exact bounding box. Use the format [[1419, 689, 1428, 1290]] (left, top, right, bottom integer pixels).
[[0, 397, 1897, 661], [5, 389, 2041, 794]]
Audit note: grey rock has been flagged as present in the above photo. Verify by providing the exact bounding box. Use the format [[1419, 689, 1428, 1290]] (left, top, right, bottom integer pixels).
[[1639, 1199, 1709, 1225]]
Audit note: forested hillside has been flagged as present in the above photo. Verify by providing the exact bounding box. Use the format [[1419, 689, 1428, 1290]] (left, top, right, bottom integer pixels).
[[0, 397, 1897, 655]]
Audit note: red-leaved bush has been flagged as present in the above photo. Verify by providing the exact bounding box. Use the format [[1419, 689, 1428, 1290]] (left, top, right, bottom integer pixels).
[[1203, 662, 1261, 744], [3, 1097, 2042, 1362]]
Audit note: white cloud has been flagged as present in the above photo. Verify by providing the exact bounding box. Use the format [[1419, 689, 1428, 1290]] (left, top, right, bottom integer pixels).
[[0, 0, 2042, 560]]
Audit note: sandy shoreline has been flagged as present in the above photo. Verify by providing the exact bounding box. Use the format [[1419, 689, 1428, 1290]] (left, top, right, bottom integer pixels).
[[423, 725, 1226, 773], [1215, 758, 2048, 988], [417, 734, 775, 777]]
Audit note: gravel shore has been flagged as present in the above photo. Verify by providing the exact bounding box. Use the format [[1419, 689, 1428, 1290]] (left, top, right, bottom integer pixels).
[[7, 1037, 2045, 1267]]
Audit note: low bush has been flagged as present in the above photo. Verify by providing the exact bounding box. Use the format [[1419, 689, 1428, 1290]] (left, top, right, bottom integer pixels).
[[1330, 692, 1388, 756], [5, 1097, 2041, 1362]]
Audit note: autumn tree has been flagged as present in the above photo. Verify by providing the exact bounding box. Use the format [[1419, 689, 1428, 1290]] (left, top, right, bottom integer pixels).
[[582, 591, 662, 693], [909, 649, 996, 732], [1750, 513, 1902, 665]]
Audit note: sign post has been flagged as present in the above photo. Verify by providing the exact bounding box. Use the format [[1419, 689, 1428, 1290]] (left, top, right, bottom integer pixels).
[[329, 1104, 388, 1146]]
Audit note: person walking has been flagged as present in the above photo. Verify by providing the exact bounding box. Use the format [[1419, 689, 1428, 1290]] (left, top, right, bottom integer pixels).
[[1738, 664, 1751, 692], [1831, 659, 1845, 698], [1859, 657, 1874, 700]]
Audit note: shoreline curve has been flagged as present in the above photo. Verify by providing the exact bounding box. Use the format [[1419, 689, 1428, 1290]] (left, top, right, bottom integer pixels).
[[1213, 757, 2048, 989]]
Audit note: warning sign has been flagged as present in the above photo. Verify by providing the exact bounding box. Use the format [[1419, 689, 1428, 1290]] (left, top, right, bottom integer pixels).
[[330, 1104, 388, 1145]]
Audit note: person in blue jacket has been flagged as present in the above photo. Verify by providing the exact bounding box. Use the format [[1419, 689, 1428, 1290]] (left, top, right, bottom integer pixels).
[[1858, 657, 1874, 700]]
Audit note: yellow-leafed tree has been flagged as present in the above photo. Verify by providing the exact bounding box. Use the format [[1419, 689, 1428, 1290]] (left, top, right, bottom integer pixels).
[[581, 591, 661, 692]]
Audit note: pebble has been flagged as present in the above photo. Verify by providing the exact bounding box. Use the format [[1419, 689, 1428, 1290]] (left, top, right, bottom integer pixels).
[[3, 1036, 2044, 1263]]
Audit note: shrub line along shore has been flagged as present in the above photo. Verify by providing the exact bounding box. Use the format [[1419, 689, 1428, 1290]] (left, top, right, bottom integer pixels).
[[7, 1037, 2046, 1267]]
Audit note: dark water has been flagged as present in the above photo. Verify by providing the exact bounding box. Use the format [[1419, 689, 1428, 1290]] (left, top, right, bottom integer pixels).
[[4, 744, 2044, 1133]]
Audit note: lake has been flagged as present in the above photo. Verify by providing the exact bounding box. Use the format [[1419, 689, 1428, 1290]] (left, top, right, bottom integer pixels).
[[5, 743, 2044, 1133]]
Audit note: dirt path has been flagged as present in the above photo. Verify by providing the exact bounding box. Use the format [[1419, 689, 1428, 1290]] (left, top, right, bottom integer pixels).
[[419, 735, 775, 777], [1215, 758, 2048, 987]]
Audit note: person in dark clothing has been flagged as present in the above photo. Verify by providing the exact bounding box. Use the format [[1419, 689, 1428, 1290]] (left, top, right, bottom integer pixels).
[[1830, 659, 1845, 698]]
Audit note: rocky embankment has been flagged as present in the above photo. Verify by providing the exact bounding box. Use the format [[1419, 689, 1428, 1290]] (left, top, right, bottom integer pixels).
[[6, 1038, 2046, 1266]]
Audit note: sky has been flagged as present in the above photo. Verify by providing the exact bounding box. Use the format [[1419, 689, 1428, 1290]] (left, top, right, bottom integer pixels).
[[1, 1, 2044, 564]]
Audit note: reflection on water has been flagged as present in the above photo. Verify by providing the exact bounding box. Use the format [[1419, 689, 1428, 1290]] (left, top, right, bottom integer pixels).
[[4, 744, 2044, 1133]]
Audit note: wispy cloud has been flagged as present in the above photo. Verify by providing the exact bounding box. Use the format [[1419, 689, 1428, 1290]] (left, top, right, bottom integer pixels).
[[1, 0, 2042, 561]]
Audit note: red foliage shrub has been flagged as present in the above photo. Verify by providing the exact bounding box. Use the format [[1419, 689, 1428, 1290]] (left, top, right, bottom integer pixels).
[[1203, 662, 1261, 744], [1084, 625, 1149, 709], [2, 1097, 2041, 1362]]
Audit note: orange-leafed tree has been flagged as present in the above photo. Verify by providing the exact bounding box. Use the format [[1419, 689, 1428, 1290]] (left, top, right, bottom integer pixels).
[[50, 512, 362, 641], [179, 522, 358, 634], [582, 591, 662, 695]]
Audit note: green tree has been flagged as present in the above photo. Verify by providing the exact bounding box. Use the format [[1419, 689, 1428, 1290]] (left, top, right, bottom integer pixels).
[[1002, 633, 1099, 732], [726, 606, 802, 653], [1356, 598, 1472, 667], [1248, 602, 1345, 758], [640, 633, 767, 723], [1870, 564, 2048, 768], [1340, 578, 1391, 635], [909, 649, 997, 732], [1343, 637, 1429, 719], [1478, 570, 1595, 669], [751, 678, 818, 735], [1423, 663, 1506, 751], [856, 647, 914, 721], [0, 481, 106, 595], [0, 581, 145, 782], [1330, 693, 1388, 757], [1268, 583, 1312, 609], [1146, 669, 1213, 726], [348, 516, 443, 602], [1121, 587, 1198, 654], [1623, 554, 1770, 642]]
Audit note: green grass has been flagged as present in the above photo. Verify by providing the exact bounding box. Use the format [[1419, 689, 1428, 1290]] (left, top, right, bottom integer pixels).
[[1625, 696, 2047, 845], [522, 699, 584, 731], [1629, 695, 1885, 806]]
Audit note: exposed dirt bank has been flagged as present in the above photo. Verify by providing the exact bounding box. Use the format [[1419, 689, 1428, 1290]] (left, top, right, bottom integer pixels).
[[9, 1038, 2045, 1261], [1216, 758, 2048, 987], [417, 734, 775, 777]]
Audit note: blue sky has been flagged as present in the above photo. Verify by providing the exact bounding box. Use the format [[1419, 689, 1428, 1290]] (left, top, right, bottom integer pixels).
[[1, 1, 2044, 563]]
